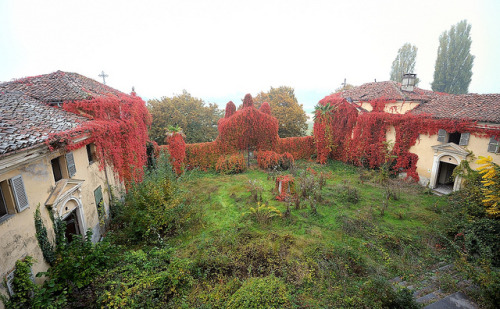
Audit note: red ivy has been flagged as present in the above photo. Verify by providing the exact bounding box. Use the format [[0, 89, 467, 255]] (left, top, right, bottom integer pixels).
[[166, 133, 186, 176], [259, 102, 271, 115], [224, 101, 236, 118], [215, 153, 246, 174], [275, 175, 296, 201], [47, 94, 151, 186], [173, 94, 316, 173], [314, 94, 499, 181]]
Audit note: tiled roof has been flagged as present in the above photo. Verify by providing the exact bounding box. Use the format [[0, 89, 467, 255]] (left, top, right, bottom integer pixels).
[[413, 93, 500, 124], [340, 81, 438, 102], [0, 92, 89, 155], [0, 70, 125, 103]]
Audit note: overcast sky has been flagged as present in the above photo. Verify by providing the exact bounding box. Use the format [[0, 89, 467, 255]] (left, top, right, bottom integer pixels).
[[1, 0, 499, 111]]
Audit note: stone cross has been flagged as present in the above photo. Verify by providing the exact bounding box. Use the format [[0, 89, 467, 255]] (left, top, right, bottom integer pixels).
[[98, 71, 108, 84]]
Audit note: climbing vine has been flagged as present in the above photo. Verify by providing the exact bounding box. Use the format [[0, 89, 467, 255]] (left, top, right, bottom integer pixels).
[[165, 130, 186, 176], [46, 93, 151, 186], [313, 94, 499, 181], [34, 205, 55, 266]]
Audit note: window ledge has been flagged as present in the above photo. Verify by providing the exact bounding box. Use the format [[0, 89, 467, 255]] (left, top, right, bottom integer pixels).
[[0, 214, 15, 225]]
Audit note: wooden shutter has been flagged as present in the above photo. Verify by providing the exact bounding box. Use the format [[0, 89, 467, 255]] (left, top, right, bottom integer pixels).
[[488, 137, 499, 153], [459, 133, 470, 146], [437, 129, 447, 142], [66, 152, 76, 177], [94, 186, 103, 207], [9, 175, 29, 212]]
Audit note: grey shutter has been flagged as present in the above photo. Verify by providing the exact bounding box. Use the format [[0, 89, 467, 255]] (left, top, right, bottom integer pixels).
[[459, 133, 470, 146], [437, 129, 447, 142], [6, 269, 14, 296], [66, 152, 76, 177], [94, 186, 103, 207], [488, 137, 499, 153], [9, 175, 29, 212]]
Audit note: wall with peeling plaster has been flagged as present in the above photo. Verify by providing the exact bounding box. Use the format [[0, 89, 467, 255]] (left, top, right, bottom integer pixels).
[[0, 145, 123, 304]]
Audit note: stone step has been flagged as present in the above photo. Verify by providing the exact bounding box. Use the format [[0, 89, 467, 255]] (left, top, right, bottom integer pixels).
[[416, 290, 442, 304], [423, 292, 477, 309]]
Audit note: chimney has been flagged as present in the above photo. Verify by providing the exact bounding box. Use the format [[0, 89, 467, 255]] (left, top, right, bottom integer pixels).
[[401, 73, 416, 92]]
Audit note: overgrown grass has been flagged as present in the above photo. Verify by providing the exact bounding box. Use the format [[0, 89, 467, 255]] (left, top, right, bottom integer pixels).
[[12, 159, 462, 308], [160, 160, 448, 307]]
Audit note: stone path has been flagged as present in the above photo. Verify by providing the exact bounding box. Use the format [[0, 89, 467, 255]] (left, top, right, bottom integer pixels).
[[389, 263, 478, 308]]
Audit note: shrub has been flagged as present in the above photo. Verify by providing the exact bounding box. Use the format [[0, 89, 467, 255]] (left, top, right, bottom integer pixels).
[[276, 136, 315, 160], [112, 154, 199, 243], [1, 257, 36, 309], [257, 151, 281, 170], [336, 182, 360, 204], [226, 275, 289, 309], [280, 152, 295, 170], [216, 153, 246, 174], [247, 179, 264, 203], [95, 248, 194, 308], [246, 202, 282, 224], [257, 151, 295, 171]]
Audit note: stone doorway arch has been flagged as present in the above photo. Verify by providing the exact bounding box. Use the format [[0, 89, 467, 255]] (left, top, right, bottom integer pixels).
[[429, 143, 470, 192]]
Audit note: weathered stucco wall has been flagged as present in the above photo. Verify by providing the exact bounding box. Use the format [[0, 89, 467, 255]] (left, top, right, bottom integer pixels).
[[410, 132, 500, 186], [359, 101, 420, 114], [0, 145, 123, 302]]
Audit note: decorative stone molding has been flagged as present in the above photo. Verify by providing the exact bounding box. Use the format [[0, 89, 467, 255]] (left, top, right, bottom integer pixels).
[[429, 143, 470, 191]]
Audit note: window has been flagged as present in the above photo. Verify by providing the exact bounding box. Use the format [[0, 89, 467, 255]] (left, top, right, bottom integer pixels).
[[86, 144, 96, 164], [0, 185, 8, 219], [94, 186, 105, 221], [0, 175, 29, 223], [51, 157, 63, 182], [488, 137, 499, 153], [5, 264, 35, 296], [51, 152, 77, 181], [437, 129, 470, 146]]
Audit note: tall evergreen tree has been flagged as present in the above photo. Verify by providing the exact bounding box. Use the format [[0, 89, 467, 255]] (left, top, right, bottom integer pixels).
[[390, 43, 420, 85], [431, 20, 475, 94]]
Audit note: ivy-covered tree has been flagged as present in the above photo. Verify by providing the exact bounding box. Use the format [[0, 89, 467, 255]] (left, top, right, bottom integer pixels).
[[431, 20, 475, 94], [253, 86, 308, 138], [148, 90, 222, 145], [390, 43, 420, 85]]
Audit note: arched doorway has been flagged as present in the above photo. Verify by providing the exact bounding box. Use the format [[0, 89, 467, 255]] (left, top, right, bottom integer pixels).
[[59, 197, 86, 242], [429, 143, 469, 193]]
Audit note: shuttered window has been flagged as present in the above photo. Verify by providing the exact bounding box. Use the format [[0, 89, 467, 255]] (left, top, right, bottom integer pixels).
[[9, 175, 29, 212], [66, 152, 76, 177], [459, 133, 470, 146], [437, 129, 447, 142], [488, 137, 499, 153], [6, 269, 15, 296], [6, 266, 35, 296], [94, 186, 103, 207], [0, 186, 7, 218], [94, 186, 105, 221]]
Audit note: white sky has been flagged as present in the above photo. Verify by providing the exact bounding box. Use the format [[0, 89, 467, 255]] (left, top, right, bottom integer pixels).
[[1, 0, 499, 111]]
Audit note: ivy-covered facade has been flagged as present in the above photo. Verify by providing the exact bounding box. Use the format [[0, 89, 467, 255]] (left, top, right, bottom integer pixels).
[[0, 71, 150, 301]]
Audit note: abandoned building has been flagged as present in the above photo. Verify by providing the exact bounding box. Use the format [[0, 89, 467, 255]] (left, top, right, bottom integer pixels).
[[0, 71, 148, 300]]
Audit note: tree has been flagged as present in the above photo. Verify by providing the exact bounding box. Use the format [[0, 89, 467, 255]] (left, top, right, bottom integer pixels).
[[431, 20, 475, 94], [390, 43, 420, 85], [253, 86, 308, 138], [148, 90, 222, 145]]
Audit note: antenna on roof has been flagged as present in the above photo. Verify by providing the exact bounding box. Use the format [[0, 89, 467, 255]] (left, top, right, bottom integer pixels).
[[98, 71, 108, 85]]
